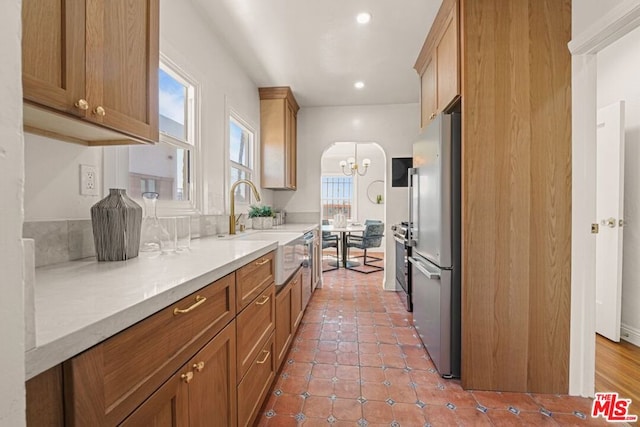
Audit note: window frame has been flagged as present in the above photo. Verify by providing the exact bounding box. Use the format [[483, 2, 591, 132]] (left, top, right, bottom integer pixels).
[[320, 174, 356, 220], [103, 53, 202, 216], [226, 108, 257, 211]]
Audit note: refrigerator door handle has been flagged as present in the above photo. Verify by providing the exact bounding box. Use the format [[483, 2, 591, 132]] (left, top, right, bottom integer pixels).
[[409, 256, 441, 280], [408, 168, 418, 247]]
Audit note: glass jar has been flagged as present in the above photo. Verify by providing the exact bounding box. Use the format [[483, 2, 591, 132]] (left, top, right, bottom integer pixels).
[[139, 192, 170, 256]]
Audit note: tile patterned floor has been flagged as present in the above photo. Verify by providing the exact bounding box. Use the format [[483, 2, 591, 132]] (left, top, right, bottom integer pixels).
[[256, 268, 611, 426]]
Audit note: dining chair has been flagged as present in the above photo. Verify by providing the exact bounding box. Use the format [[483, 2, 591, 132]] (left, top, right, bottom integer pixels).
[[345, 222, 384, 273], [322, 219, 339, 272]]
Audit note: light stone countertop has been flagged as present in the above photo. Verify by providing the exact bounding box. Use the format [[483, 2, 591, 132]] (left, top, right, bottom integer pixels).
[[25, 237, 278, 380]]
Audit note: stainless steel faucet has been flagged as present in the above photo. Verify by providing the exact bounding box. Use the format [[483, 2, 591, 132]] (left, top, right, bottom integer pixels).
[[229, 179, 261, 234]]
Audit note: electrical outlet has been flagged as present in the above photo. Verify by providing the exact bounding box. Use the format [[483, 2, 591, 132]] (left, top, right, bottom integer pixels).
[[80, 164, 99, 196]]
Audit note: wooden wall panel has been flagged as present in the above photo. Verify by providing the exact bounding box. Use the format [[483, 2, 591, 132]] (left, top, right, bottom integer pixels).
[[527, 0, 572, 393], [460, 0, 571, 393]]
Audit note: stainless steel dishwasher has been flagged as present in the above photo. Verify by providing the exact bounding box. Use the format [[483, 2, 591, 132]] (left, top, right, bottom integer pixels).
[[302, 230, 317, 308]]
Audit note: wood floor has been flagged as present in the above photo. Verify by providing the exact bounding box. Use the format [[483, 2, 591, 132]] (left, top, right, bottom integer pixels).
[[595, 334, 640, 413]]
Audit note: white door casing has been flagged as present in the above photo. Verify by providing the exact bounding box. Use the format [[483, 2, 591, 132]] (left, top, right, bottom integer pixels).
[[569, 0, 640, 397], [595, 101, 626, 342]]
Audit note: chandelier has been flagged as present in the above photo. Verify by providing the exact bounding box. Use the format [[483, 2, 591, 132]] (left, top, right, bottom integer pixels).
[[339, 150, 371, 176]]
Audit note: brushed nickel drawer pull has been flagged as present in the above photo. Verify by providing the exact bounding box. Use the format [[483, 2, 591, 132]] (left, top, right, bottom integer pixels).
[[256, 350, 270, 364], [192, 361, 205, 372], [256, 295, 270, 305], [181, 371, 193, 383], [255, 258, 269, 266], [173, 295, 206, 315]]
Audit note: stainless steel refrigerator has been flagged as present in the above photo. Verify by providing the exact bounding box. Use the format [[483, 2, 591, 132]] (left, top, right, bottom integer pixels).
[[408, 112, 461, 378]]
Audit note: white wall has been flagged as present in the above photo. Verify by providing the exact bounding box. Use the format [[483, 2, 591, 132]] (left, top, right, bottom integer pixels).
[[274, 103, 419, 289], [0, 0, 25, 424], [597, 25, 640, 344], [23, 0, 271, 221], [572, 0, 621, 36], [24, 134, 103, 220]]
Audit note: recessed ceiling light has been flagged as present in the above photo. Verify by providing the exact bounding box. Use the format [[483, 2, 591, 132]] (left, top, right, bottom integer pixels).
[[356, 12, 371, 24], [354, 81, 365, 89]]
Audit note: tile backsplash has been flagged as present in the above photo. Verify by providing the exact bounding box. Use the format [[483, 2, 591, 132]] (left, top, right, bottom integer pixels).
[[23, 214, 232, 267], [24, 213, 317, 267]]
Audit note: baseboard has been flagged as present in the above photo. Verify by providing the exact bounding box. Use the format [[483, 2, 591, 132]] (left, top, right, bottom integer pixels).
[[620, 323, 640, 347]]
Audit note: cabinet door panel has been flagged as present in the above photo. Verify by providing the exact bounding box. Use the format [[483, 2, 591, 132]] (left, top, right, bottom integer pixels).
[[237, 333, 276, 427], [86, 0, 159, 142], [236, 285, 276, 382], [188, 322, 237, 427], [119, 372, 188, 427], [421, 57, 437, 128], [22, 0, 86, 115], [275, 284, 293, 368], [436, 12, 459, 112]]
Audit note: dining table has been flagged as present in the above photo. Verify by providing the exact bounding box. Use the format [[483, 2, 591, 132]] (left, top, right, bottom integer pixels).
[[322, 223, 366, 268]]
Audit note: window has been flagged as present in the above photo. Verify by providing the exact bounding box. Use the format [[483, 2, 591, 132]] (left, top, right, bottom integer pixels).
[[128, 58, 198, 206], [228, 115, 255, 204], [321, 176, 353, 218]]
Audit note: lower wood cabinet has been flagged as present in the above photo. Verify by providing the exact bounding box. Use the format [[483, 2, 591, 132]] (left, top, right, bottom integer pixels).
[[275, 267, 305, 370], [236, 284, 275, 382], [237, 333, 276, 427], [275, 283, 293, 369], [25, 250, 290, 426], [120, 321, 237, 427]]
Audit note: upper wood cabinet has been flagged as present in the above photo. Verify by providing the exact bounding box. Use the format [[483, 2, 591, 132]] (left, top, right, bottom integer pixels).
[[21, 0, 159, 145], [259, 87, 299, 190], [414, 0, 459, 128]]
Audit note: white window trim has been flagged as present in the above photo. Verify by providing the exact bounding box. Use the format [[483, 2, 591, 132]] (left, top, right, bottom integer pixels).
[[225, 103, 258, 214], [103, 53, 202, 217]]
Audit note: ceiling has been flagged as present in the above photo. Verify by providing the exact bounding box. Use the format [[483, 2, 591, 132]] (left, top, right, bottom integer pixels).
[[191, 0, 442, 107]]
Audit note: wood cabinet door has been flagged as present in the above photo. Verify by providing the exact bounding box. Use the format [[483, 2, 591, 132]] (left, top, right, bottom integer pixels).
[[187, 322, 237, 427], [275, 284, 293, 368], [420, 56, 437, 128], [291, 270, 303, 330], [436, 10, 459, 112], [22, 0, 86, 116], [236, 285, 276, 382], [237, 333, 276, 427], [85, 0, 159, 142], [119, 373, 189, 427]]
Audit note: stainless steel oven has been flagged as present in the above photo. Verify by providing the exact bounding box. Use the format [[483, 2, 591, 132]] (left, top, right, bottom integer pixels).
[[392, 222, 412, 311]]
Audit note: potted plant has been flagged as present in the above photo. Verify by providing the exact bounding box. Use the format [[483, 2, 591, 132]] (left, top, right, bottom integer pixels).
[[248, 205, 274, 229]]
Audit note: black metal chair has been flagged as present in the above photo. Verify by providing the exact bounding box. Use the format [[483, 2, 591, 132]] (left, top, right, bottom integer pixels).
[[345, 222, 384, 273], [322, 220, 339, 272]]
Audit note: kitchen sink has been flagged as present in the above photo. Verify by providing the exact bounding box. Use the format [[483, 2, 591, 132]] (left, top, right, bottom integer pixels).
[[232, 231, 304, 285]]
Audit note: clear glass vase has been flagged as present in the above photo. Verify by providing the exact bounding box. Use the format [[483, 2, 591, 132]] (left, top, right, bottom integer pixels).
[[139, 192, 170, 257]]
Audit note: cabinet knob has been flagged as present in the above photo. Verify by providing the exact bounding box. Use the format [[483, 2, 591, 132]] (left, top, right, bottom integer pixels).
[[74, 99, 89, 111], [94, 106, 106, 117], [430, 112, 436, 120], [192, 361, 205, 372], [180, 371, 194, 383]]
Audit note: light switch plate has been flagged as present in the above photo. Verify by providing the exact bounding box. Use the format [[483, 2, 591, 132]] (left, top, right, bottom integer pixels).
[[80, 164, 99, 196]]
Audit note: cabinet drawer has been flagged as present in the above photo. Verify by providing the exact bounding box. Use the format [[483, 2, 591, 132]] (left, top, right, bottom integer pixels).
[[65, 273, 236, 426], [237, 332, 276, 427], [236, 284, 275, 382], [236, 251, 274, 311]]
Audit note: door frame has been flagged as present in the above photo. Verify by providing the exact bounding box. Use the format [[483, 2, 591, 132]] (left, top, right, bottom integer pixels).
[[569, 1, 640, 397]]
